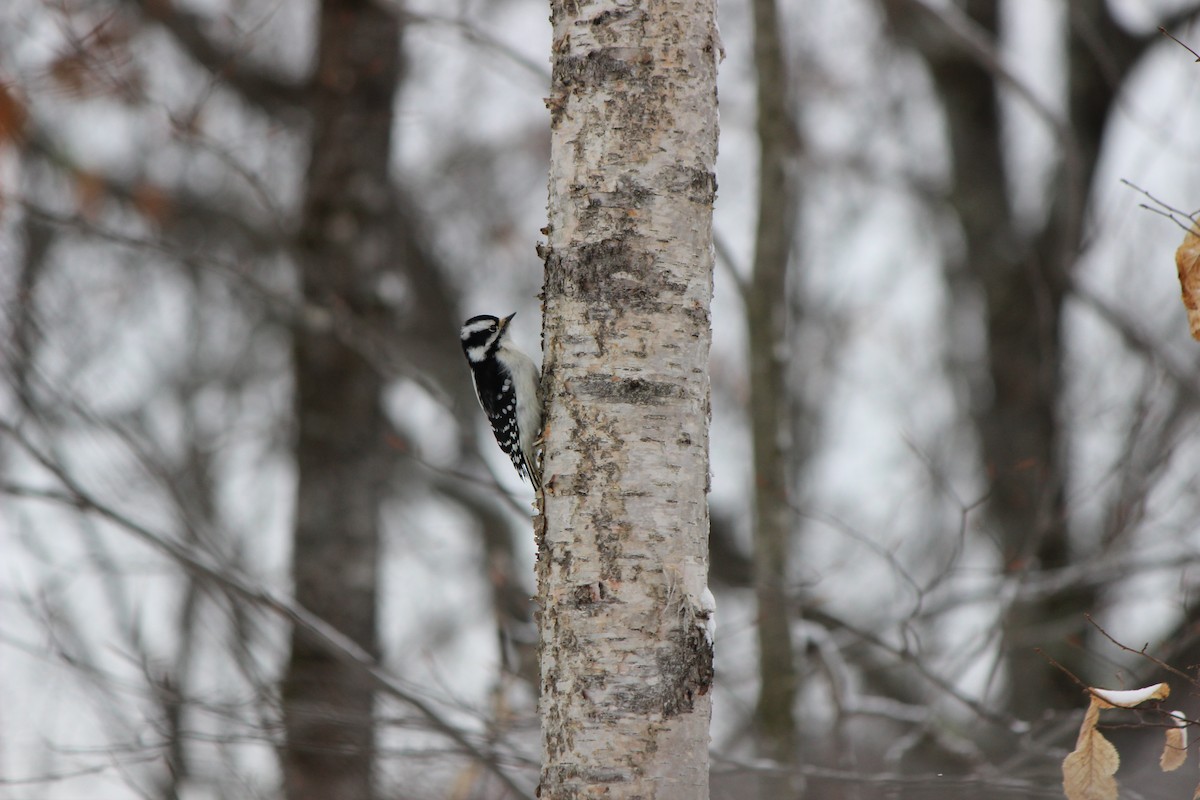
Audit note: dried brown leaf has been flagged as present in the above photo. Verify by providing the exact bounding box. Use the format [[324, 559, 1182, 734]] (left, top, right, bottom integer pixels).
[[1176, 222, 1200, 341], [1162, 726, 1187, 771], [1063, 698, 1120, 800]]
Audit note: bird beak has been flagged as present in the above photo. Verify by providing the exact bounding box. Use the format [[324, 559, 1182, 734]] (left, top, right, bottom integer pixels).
[[500, 313, 516, 329]]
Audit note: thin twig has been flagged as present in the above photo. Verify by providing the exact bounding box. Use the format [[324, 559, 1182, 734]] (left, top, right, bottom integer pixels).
[[0, 421, 535, 800], [1120, 178, 1196, 220], [1120, 178, 1198, 233], [1159, 25, 1200, 62], [1035, 647, 1091, 695], [803, 606, 1021, 730], [1085, 613, 1197, 685]]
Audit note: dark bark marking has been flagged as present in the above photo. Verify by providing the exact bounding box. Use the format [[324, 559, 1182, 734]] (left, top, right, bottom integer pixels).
[[548, 45, 655, 127], [571, 581, 614, 607], [583, 174, 653, 211], [662, 164, 718, 206], [574, 375, 684, 404], [611, 622, 714, 718], [554, 399, 627, 581], [586, 7, 636, 27], [555, 47, 652, 93], [542, 237, 690, 311], [593, 519, 628, 582]]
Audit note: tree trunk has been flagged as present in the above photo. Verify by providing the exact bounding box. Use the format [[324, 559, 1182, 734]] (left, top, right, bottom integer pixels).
[[890, 0, 1077, 720], [748, 0, 802, 785], [282, 2, 400, 798], [537, 0, 721, 795], [883, 0, 1146, 720]]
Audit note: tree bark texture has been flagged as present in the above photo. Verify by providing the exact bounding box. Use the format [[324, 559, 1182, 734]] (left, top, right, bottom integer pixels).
[[747, 0, 801, 778], [537, 0, 721, 795], [282, 2, 400, 798]]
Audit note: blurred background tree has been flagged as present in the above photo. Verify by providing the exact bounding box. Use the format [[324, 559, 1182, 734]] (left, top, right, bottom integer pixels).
[[5, 0, 1200, 798]]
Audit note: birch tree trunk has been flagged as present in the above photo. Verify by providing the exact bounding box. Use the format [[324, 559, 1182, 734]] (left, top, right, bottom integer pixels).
[[537, 0, 721, 795]]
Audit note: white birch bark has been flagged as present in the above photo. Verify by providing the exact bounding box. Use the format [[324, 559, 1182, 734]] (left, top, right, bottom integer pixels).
[[537, 0, 720, 796]]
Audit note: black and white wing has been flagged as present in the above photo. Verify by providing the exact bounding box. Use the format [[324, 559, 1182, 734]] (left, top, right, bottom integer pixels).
[[470, 357, 539, 488]]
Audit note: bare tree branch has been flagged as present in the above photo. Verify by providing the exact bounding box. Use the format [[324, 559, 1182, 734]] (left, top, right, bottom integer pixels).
[[121, 0, 306, 118], [882, 0, 1085, 230], [0, 421, 535, 800]]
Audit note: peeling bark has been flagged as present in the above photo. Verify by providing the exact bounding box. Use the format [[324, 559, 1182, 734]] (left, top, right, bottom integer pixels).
[[538, 0, 720, 795]]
